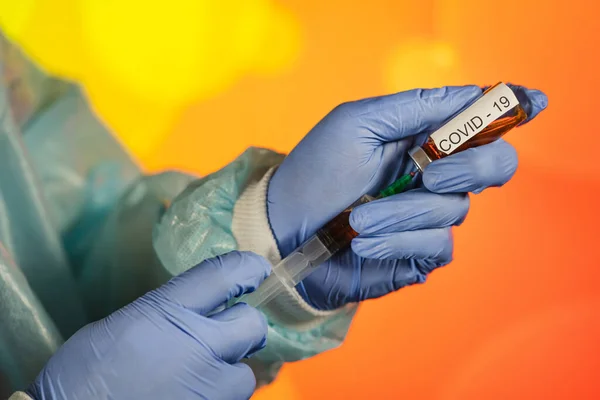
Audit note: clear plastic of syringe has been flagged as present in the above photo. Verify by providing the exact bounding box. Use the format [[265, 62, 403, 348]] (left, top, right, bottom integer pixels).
[[236, 235, 332, 308], [233, 83, 536, 310], [233, 194, 375, 309]]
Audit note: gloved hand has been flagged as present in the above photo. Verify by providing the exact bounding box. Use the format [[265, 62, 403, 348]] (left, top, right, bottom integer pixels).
[[26, 251, 270, 400], [268, 85, 548, 310]]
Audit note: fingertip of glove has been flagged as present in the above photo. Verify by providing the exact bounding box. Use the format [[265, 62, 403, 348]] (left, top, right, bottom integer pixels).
[[349, 207, 365, 233], [422, 169, 442, 192], [508, 85, 548, 122], [245, 334, 268, 359], [350, 237, 367, 257], [238, 251, 272, 277], [351, 237, 385, 259], [526, 89, 549, 120], [529, 89, 548, 109]]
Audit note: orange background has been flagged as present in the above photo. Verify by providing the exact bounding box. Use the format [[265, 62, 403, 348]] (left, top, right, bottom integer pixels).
[[2, 0, 599, 399]]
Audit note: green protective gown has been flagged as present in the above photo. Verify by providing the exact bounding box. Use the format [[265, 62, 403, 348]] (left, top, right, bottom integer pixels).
[[0, 31, 357, 397]]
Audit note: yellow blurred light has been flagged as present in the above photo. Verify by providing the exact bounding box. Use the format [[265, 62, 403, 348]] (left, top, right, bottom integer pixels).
[[80, 0, 226, 104], [3, 0, 302, 157], [229, 0, 271, 67], [250, 5, 302, 75], [82, 74, 180, 160], [0, 0, 36, 38], [79, 0, 302, 106], [3, 0, 88, 79], [384, 39, 463, 92]]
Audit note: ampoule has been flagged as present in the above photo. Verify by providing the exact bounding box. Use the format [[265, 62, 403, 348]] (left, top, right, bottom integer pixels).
[[409, 82, 532, 172]]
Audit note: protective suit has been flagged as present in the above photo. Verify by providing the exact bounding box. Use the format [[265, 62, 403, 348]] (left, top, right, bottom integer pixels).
[[0, 31, 356, 397]]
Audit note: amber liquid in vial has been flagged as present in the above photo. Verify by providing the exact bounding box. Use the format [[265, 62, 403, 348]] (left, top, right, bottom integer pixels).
[[315, 84, 533, 257], [316, 194, 374, 254], [419, 83, 532, 164]]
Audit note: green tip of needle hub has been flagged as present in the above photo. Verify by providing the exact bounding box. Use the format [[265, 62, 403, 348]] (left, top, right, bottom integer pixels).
[[378, 172, 415, 198]]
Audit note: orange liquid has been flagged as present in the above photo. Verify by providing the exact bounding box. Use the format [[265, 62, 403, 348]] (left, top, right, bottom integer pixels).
[[316, 208, 358, 254], [316, 194, 374, 254], [421, 83, 529, 162], [421, 104, 527, 161]]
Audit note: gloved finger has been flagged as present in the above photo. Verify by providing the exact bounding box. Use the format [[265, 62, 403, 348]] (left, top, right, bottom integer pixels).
[[504, 84, 548, 125], [350, 189, 469, 235], [475, 84, 547, 126], [422, 139, 518, 194], [307, 254, 448, 308], [207, 303, 268, 363], [338, 85, 482, 142], [351, 227, 453, 263], [353, 258, 441, 301], [220, 363, 257, 399], [155, 251, 271, 316]]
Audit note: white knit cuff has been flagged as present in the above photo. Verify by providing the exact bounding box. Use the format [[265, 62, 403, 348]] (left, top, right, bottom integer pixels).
[[232, 166, 341, 327], [232, 166, 281, 267], [9, 392, 32, 400]]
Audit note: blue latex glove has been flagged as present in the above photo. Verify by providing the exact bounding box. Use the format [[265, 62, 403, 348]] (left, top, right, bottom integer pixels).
[[26, 251, 270, 400], [268, 85, 548, 310]]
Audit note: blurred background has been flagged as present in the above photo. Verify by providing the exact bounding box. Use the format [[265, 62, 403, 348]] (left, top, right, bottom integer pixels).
[[1, 0, 598, 399]]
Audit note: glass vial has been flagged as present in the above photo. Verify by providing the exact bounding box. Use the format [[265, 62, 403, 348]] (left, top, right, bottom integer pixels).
[[409, 82, 533, 172]]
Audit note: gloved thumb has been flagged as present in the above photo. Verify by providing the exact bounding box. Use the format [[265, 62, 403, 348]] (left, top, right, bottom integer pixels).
[[153, 251, 271, 315], [339, 85, 482, 142]]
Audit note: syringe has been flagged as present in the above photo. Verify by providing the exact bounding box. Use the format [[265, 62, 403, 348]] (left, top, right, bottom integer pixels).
[[235, 82, 534, 310], [235, 172, 415, 309]]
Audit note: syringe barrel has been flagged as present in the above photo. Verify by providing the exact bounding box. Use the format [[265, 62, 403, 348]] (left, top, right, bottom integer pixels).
[[234, 233, 332, 308], [236, 194, 375, 309], [237, 274, 288, 308]]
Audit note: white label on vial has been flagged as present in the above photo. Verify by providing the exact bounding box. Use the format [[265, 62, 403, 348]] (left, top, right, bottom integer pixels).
[[429, 83, 519, 155]]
